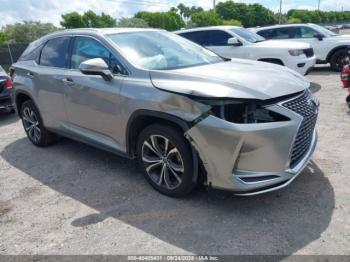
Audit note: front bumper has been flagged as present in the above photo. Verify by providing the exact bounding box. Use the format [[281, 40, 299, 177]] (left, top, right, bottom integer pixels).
[[286, 55, 316, 76], [185, 101, 318, 195]]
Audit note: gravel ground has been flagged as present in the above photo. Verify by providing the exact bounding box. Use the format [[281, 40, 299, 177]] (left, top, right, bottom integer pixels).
[[1, 66, 350, 255]]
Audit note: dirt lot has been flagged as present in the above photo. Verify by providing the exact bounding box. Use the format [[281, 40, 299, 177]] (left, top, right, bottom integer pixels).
[[1, 67, 350, 254]]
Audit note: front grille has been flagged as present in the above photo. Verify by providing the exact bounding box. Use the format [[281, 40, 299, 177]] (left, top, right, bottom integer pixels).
[[303, 48, 314, 58], [283, 90, 318, 168]]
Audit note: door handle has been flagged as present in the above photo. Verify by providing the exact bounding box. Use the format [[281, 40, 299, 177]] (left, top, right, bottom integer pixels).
[[26, 72, 34, 78], [62, 77, 75, 86]]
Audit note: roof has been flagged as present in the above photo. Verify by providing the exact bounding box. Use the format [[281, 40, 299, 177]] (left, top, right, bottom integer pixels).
[[60, 27, 160, 34], [250, 23, 315, 32], [174, 26, 242, 34], [35, 27, 162, 43]]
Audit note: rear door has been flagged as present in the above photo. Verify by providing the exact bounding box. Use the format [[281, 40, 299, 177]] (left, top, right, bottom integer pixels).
[[63, 35, 126, 150], [32, 36, 71, 128], [258, 26, 326, 60]]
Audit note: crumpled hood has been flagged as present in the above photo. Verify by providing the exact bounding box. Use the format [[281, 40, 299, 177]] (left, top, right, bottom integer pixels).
[[253, 40, 311, 49], [150, 59, 310, 100]]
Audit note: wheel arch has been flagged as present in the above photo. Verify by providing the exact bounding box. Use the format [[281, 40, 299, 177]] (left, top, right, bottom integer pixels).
[[326, 46, 348, 62], [126, 110, 191, 157], [126, 110, 200, 184], [15, 90, 37, 117]]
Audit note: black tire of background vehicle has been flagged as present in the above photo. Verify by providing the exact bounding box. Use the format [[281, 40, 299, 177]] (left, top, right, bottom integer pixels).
[[346, 95, 350, 109], [20, 100, 58, 147], [137, 124, 197, 197], [330, 49, 347, 72]]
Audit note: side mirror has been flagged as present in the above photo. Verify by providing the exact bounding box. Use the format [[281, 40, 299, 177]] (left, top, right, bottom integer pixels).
[[314, 33, 324, 41], [227, 37, 242, 46], [79, 58, 113, 81]]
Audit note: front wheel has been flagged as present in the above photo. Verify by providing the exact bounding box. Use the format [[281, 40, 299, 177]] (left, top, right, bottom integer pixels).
[[137, 124, 197, 197], [330, 49, 347, 72]]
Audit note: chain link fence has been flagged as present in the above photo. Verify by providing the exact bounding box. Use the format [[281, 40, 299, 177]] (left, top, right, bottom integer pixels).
[[0, 43, 28, 71]]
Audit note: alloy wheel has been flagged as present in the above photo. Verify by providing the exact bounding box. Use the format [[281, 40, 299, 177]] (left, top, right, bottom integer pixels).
[[22, 107, 41, 143], [141, 135, 184, 190]]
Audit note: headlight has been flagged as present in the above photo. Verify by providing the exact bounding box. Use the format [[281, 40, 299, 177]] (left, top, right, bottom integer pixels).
[[196, 99, 289, 124], [288, 49, 304, 56]]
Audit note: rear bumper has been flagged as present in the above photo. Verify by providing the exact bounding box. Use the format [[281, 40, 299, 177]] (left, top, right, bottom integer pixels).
[[0, 96, 14, 110]]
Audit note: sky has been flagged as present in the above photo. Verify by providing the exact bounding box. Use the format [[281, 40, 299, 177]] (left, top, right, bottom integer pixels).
[[0, 0, 349, 27]]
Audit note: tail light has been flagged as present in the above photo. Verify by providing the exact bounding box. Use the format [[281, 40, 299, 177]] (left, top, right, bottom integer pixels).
[[6, 78, 13, 90]]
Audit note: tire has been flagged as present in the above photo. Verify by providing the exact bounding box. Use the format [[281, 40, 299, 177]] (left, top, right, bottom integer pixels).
[[330, 49, 347, 72], [20, 100, 57, 147], [346, 95, 350, 109], [137, 124, 197, 197]]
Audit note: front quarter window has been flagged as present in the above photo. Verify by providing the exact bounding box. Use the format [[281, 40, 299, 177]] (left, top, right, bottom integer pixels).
[[106, 31, 223, 70]]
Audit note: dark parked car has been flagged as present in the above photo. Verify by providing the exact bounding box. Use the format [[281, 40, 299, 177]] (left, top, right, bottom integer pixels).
[[0, 66, 14, 113]]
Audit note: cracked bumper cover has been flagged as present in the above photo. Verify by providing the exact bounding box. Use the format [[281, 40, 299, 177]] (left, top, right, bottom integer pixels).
[[185, 104, 317, 195]]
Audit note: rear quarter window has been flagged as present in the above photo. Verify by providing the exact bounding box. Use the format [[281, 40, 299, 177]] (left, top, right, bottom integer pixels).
[[18, 43, 43, 63], [39, 37, 71, 68]]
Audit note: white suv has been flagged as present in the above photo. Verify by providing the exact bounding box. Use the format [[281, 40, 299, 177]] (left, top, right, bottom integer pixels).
[[175, 26, 316, 75], [251, 23, 350, 71]]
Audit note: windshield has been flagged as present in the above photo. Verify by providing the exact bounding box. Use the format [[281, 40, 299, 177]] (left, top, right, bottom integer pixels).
[[107, 31, 224, 70], [312, 24, 338, 37], [230, 28, 266, 43]]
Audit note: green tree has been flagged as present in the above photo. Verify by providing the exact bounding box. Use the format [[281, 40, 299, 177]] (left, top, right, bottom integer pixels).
[[222, 19, 242, 27], [117, 18, 149, 28], [0, 31, 8, 43], [216, 1, 248, 25], [191, 11, 222, 27], [61, 12, 84, 28], [287, 17, 302, 24], [135, 11, 185, 31], [215, 1, 275, 27], [3, 21, 58, 43], [61, 11, 116, 29], [177, 3, 191, 22]]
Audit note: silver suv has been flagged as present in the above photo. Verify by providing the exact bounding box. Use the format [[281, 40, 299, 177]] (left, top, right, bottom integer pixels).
[[12, 28, 319, 197]]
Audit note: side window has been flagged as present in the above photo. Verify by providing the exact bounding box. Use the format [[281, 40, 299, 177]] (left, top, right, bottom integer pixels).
[[273, 28, 291, 39], [18, 43, 43, 63], [40, 37, 70, 68], [206, 30, 231, 46], [71, 37, 126, 75], [179, 31, 206, 46], [256, 29, 272, 39], [300, 27, 319, 38]]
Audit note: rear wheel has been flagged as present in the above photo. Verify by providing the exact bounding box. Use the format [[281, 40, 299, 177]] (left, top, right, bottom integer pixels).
[[330, 49, 347, 72], [137, 124, 197, 197], [20, 100, 57, 147]]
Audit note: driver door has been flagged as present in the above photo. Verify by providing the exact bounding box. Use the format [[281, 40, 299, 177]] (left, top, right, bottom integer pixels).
[[204, 30, 245, 59], [283, 26, 327, 61], [63, 36, 127, 149]]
